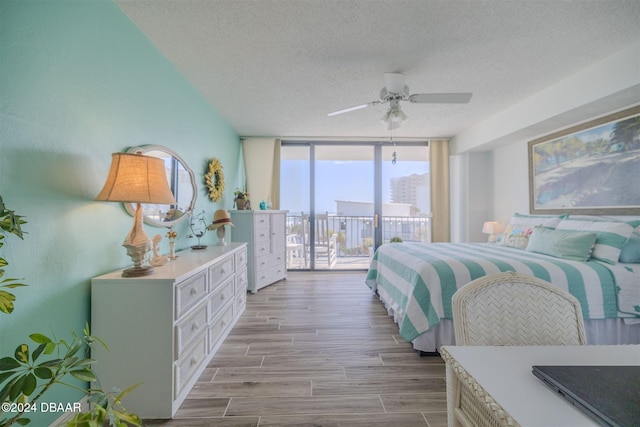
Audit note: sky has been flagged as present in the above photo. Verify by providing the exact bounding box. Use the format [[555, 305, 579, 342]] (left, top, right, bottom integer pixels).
[[280, 158, 429, 214]]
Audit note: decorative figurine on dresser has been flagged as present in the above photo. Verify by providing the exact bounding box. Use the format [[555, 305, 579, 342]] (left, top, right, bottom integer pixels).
[[229, 210, 287, 293]]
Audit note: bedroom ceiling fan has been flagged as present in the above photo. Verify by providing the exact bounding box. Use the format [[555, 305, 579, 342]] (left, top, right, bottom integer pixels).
[[327, 72, 472, 130]]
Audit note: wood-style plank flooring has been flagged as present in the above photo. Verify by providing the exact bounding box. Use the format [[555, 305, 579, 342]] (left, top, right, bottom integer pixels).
[[146, 271, 447, 426]]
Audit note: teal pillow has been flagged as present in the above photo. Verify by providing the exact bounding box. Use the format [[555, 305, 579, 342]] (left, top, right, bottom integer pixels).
[[526, 227, 597, 262], [619, 233, 640, 263], [556, 218, 634, 264]]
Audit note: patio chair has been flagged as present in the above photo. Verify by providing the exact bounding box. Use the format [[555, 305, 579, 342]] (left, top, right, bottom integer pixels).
[[313, 212, 337, 268]]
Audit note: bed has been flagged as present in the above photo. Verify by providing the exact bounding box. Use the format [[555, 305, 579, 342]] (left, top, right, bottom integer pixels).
[[365, 215, 640, 352]]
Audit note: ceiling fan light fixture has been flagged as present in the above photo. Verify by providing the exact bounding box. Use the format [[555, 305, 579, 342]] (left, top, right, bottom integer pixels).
[[380, 105, 408, 130]]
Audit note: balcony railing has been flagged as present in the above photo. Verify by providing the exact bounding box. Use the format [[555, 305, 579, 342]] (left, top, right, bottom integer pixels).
[[285, 213, 431, 269]]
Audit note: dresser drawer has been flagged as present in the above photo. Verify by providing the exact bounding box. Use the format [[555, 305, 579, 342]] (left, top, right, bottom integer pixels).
[[208, 303, 234, 353], [253, 213, 270, 229], [254, 253, 271, 273], [174, 302, 208, 359], [209, 256, 234, 292], [255, 264, 286, 289], [175, 270, 208, 320], [235, 267, 248, 293], [235, 247, 247, 269], [174, 335, 207, 398], [255, 240, 271, 259], [208, 277, 234, 321], [234, 290, 246, 314]]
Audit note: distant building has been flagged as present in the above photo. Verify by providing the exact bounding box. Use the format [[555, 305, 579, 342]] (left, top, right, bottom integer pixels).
[[390, 173, 430, 215]]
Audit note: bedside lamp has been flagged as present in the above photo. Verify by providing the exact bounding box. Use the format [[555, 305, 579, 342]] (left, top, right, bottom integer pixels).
[[482, 221, 503, 243], [96, 152, 176, 277]]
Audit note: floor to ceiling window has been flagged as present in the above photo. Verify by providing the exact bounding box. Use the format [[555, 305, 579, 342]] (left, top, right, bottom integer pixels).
[[281, 140, 430, 270]]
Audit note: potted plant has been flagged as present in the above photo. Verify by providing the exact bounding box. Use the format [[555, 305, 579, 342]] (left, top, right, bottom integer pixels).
[[0, 196, 141, 427], [233, 188, 250, 210]]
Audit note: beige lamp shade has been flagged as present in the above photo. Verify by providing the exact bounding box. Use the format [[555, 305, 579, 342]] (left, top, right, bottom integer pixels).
[[482, 221, 503, 235], [95, 152, 177, 204]]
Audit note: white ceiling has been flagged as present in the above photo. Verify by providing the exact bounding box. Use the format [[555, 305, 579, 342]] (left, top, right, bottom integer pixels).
[[115, 0, 640, 140]]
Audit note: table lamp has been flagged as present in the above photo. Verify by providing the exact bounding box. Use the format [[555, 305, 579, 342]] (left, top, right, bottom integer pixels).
[[482, 221, 503, 243], [95, 152, 177, 277]]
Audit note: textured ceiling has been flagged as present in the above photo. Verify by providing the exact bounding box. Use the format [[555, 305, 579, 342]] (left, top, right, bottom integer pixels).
[[115, 0, 640, 140]]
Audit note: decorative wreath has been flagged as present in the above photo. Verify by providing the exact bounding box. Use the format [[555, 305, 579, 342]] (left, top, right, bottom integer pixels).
[[204, 157, 225, 202]]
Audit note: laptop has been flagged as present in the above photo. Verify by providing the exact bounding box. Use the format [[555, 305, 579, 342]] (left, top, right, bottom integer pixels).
[[532, 365, 640, 427]]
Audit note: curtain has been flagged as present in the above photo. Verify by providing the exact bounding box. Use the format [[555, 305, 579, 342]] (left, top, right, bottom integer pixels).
[[241, 138, 281, 209], [430, 139, 451, 242]]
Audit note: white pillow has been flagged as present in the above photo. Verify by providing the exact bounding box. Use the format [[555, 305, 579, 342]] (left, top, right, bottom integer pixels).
[[500, 213, 567, 249]]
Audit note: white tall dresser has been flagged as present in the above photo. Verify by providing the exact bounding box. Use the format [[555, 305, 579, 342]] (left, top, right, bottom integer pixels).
[[230, 210, 287, 293], [91, 243, 247, 419]]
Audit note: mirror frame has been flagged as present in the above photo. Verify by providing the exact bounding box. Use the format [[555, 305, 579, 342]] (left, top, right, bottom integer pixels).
[[124, 145, 198, 228]]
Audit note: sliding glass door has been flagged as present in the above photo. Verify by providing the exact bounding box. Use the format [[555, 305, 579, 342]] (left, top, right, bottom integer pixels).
[[281, 141, 430, 270]]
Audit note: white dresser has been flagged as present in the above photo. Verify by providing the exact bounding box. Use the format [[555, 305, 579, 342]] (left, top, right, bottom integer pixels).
[[91, 243, 247, 419], [230, 210, 287, 293]]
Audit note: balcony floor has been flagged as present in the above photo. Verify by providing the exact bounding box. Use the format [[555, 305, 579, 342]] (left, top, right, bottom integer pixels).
[[287, 255, 372, 271]]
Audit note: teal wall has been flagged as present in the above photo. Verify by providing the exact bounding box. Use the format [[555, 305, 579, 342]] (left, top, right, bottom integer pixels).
[[0, 1, 241, 423]]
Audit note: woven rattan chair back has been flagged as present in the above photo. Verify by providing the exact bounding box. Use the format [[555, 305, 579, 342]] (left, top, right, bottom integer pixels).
[[452, 272, 587, 346]]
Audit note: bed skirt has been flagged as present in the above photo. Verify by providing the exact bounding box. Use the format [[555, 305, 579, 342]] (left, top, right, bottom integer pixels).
[[375, 291, 640, 352]]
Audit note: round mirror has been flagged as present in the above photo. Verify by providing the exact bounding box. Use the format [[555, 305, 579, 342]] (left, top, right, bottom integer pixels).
[[124, 145, 197, 228]]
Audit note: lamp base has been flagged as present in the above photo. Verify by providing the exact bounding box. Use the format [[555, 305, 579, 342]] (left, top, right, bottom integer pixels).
[[122, 265, 155, 277]]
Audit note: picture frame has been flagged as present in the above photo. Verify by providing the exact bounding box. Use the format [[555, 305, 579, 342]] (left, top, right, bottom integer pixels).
[[528, 105, 640, 215]]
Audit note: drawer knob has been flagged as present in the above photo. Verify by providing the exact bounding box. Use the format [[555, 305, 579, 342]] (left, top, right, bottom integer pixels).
[[191, 322, 199, 331], [190, 287, 197, 295], [221, 320, 227, 327], [190, 357, 198, 366], [221, 293, 226, 300]]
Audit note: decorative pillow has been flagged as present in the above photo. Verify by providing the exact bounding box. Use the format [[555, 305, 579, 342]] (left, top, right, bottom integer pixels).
[[556, 217, 634, 265], [619, 232, 640, 264], [525, 227, 597, 262], [500, 213, 567, 249]]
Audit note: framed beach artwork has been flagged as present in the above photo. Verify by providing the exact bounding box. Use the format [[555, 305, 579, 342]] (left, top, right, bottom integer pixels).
[[528, 105, 640, 215]]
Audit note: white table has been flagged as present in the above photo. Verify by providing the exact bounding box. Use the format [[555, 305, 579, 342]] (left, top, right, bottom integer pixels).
[[440, 345, 640, 427]]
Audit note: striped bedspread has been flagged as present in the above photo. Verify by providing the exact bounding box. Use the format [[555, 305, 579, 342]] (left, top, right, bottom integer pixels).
[[365, 242, 639, 342]]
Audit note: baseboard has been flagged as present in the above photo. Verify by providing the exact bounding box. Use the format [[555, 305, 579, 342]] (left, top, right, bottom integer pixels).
[[48, 395, 89, 427]]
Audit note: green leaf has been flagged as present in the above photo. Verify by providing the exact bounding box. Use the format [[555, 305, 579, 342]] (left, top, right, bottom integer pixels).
[[9, 374, 26, 400], [29, 333, 52, 344], [0, 356, 21, 370], [22, 373, 36, 396], [0, 280, 27, 288], [31, 343, 46, 362], [0, 376, 16, 402], [38, 358, 63, 369], [33, 366, 52, 379], [44, 342, 56, 355], [14, 344, 29, 363], [70, 368, 96, 382], [63, 356, 78, 368], [15, 418, 31, 426], [68, 358, 96, 369], [0, 289, 16, 314], [0, 370, 17, 384]]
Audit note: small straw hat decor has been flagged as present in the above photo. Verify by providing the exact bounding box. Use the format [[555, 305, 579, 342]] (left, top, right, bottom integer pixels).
[[208, 209, 235, 230]]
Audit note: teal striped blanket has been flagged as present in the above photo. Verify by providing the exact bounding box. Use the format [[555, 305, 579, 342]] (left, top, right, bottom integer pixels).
[[366, 243, 640, 342]]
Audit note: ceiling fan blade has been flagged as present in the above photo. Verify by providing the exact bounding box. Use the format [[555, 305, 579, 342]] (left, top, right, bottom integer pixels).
[[409, 93, 473, 104], [327, 101, 379, 116]]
